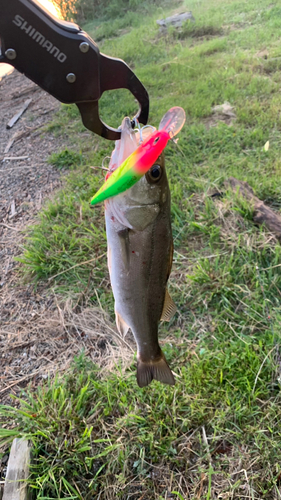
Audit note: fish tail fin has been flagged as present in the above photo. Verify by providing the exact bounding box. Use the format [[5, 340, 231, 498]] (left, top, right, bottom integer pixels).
[[137, 351, 175, 388]]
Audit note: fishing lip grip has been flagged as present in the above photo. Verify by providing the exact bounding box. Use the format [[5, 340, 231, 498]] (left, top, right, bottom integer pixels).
[[0, 0, 149, 140]]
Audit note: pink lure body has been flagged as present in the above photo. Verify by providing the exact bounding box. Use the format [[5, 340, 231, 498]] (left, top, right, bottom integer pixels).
[[131, 129, 170, 174], [91, 129, 170, 205]]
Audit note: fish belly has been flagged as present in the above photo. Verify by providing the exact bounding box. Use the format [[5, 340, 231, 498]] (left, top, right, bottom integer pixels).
[[105, 203, 172, 359]]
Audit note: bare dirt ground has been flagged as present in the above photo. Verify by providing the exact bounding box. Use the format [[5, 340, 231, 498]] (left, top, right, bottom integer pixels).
[[0, 70, 125, 405], [0, 69, 62, 281]]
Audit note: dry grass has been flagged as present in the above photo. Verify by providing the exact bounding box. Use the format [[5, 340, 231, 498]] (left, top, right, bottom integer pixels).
[[0, 297, 134, 405]]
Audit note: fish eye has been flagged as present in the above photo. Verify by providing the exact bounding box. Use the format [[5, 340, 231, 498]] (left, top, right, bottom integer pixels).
[[145, 164, 162, 183]]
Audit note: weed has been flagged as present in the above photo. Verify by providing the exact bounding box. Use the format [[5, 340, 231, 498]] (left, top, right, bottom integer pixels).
[[171, 21, 224, 40], [16, 165, 109, 304], [48, 148, 83, 169], [1, 347, 281, 499]]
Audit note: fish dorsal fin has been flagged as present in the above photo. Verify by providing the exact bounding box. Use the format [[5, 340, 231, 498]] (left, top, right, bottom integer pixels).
[[161, 288, 177, 322], [115, 311, 130, 338]]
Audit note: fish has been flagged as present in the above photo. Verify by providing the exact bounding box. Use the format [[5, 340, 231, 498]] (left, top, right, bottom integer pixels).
[[105, 119, 176, 387]]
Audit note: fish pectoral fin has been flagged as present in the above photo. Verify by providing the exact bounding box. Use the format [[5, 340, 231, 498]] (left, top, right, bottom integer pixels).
[[117, 229, 130, 270], [115, 311, 130, 338], [137, 351, 175, 388], [160, 288, 177, 322]]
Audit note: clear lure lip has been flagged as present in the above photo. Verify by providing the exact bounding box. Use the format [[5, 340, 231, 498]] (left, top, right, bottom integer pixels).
[[159, 106, 186, 138]]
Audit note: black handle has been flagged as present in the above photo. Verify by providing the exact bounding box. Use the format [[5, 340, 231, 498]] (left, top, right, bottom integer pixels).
[[100, 55, 149, 130], [0, 0, 101, 102], [0, 0, 149, 140]]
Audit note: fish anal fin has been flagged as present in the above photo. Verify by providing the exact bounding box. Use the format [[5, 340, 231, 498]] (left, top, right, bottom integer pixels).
[[160, 288, 177, 322], [137, 351, 175, 388], [115, 311, 130, 338]]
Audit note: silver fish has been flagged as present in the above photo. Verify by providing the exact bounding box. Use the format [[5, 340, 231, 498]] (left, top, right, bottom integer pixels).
[[105, 131, 176, 387]]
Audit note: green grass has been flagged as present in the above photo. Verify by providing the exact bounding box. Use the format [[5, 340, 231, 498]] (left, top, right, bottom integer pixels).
[[3, 0, 281, 497], [1, 347, 281, 499], [48, 149, 84, 169]]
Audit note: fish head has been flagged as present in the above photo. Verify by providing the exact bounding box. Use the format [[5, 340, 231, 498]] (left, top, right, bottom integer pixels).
[[105, 152, 170, 231]]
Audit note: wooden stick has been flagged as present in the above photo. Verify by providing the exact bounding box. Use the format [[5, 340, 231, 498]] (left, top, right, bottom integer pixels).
[[0, 223, 21, 231], [4, 136, 16, 155], [3, 156, 29, 161], [6, 99, 32, 129], [225, 177, 281, 240], [10, 200, 17, 219], [2, 439, 31, 500], [1, 124, 45, 158]]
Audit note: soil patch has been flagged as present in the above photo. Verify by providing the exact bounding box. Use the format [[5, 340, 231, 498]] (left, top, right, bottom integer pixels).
[[204, 101, 236, 128], [0, 300, 133, 405], [0, 69, 63, 290], [0, 70, 122, 403]]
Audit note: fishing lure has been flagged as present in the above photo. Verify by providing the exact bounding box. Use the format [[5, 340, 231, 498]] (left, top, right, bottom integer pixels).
[[90, 107, 186, 206]]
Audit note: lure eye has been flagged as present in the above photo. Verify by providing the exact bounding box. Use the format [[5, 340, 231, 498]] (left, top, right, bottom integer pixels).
[[146, 164, 162, 183]]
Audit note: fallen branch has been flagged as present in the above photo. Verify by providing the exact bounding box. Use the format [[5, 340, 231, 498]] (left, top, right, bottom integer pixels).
[[3, 156, 29, 161], [225, 177, 281, 240], [4, 136, 16, 155], [1, 123, 46, 160], [0, 223, 21, 231], [6, 98, 32, 129], [9, 200, 17, 219]]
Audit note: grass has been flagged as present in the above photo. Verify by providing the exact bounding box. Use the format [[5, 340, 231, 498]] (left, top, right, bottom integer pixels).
[[48, 149, 84, 169], [2, 0, 281, 498], [1, 346, 281, 499]]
